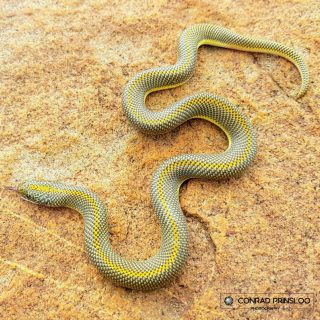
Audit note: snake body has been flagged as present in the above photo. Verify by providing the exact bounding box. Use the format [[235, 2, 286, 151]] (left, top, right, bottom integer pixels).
[[16, 24, 308, 290]]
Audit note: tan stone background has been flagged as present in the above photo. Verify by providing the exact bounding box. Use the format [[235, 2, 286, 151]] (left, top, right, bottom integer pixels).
[[0, 0, 319, 319]]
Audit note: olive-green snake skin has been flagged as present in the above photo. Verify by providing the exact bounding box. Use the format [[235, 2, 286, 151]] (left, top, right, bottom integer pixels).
[[11, 24, 308, 290]]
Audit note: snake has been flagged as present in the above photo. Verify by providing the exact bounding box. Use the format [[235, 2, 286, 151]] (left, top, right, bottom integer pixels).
[[9, 24, 308, 290]]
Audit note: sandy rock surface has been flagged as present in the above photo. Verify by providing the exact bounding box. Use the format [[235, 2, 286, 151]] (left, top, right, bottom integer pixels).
[[0, 0, 319, 319]]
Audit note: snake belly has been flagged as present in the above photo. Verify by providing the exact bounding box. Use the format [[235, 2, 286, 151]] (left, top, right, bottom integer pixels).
[[17, 24, 308, 290]]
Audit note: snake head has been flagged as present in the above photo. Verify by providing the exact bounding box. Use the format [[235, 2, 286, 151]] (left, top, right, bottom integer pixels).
[[16, 180, 64, 207]]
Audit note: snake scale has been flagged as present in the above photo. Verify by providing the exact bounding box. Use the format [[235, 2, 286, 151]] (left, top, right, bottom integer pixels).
[[11, 24, 308, 290]]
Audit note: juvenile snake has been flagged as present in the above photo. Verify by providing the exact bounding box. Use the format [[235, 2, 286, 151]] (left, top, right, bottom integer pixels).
[[11, 24, 308, 290]]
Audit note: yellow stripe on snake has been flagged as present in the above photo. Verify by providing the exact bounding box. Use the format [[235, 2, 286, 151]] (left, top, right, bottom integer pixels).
[[13, 24, 308, 290]]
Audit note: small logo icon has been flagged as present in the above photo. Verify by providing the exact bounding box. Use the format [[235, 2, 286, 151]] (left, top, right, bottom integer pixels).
[[224, 296, 234, 306]]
